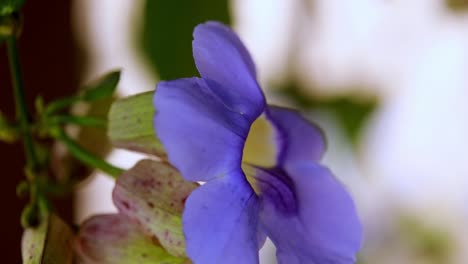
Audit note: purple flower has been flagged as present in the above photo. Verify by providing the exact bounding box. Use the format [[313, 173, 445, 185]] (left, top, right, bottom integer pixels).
[[153, 21, 362, 264]]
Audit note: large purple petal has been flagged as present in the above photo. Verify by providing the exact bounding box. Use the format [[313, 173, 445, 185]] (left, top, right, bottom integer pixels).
[[255, 163, 362, 264], [154, 77, 256, 182], [183, 174, 260, 264], [193, 22, 265, 120], [266, 105, 326, 168]]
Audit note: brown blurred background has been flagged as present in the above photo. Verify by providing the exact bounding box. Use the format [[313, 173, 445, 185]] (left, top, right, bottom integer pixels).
[[0, 0, 77, 262]]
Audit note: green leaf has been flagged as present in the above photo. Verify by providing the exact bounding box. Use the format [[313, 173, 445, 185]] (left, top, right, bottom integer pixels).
[[108, 91, 165, 156], [113, 160, 198, 257], [278, 83, 378, 147], [77, 214, 189, 264], [80, 70, 121, 101], [44, 70, 120, 115], [140, 0, 230, 79], [21, 213, 74, 264], [0, 0, 25, 16]]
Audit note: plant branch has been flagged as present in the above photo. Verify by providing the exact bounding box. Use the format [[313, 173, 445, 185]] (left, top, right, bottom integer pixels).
[[7, 36, 39, 174], [52, 129, 124, 178]]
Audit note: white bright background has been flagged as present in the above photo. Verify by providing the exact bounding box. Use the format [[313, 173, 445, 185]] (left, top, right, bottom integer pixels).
[[72, 0, 468, 263]]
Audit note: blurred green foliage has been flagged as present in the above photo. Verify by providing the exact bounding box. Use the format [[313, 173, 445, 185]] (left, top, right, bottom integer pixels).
[[400, 217, 452, 264], [446, 0, 468, 11], [278, 83, 378, 147], [0, 0, 24, 16], [140, 0, 230, 80]]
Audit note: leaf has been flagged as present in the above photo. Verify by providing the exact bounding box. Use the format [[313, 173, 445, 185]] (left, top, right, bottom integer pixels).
[[278, 83, 378, 147], [21, 213, 74, 264], [44, 70, 120, 115], [140, 0, 230, 79], [113, 160, 198, 257], [0, 0, 25, 16], [108, 91, 164, 156], [76, 214, 189, 264], [80, 70, 120, 102]]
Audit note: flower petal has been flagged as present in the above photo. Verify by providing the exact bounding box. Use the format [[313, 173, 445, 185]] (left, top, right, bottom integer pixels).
[[113, 160, 197, 257], [76, 214, 188, 264], [266, 105, 326, 168], [154, 77, 257, 181], [193, 21, 265, 120], [183, 175, 260, 264], [255, 163, 362, 263]]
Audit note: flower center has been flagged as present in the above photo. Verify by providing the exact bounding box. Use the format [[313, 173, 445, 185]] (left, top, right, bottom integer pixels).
[[242, 114, 278, 168], [241, 114, 298, 214], [242, 114, 282, 195]]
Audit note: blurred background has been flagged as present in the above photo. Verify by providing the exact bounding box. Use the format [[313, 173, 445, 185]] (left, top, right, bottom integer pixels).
[[2, 0, 468, 263]]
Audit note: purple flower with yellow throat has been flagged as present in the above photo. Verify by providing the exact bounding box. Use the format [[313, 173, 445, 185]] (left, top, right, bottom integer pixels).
[[153, 21, 362, 264]]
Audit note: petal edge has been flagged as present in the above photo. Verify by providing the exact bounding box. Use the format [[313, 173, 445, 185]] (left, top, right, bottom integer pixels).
[[183, 175, 260, 264]]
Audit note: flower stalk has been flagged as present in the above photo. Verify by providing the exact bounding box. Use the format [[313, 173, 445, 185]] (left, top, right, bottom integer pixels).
[[6, 36, 38, 174], [6, 34, 44, 227], [51, 128, 124, 178]]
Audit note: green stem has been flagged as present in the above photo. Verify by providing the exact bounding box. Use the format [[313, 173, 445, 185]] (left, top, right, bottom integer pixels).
[[53, 129, 124, 178], [7, 36, 43, 227], [7, 36, 39, 174]]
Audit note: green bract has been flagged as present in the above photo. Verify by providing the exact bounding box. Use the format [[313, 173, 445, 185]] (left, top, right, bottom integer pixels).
[[22, 213, 74, 264], [108, 91, 165, 156]]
